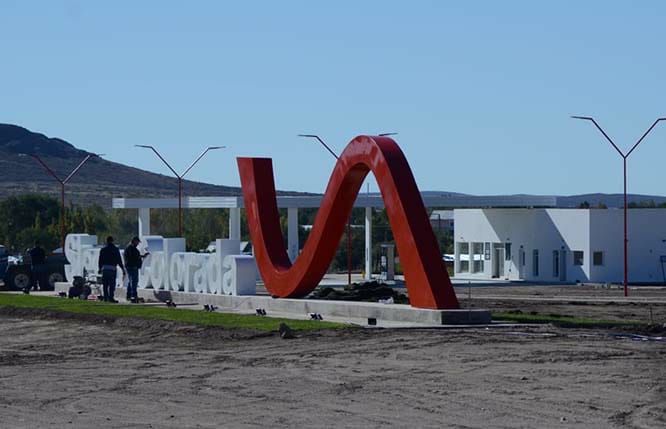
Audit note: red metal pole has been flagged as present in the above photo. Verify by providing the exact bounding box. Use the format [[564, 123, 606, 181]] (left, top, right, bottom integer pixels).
[[178, 177, 183, 237], [622, 157, 629, 296], [572, 116, 666, 295], [298, 134, 355, 285], [347, 220, 352, 285], [27, 153, 99, 249], [135, 145, 223, 239], [60, 183, 66, 250]]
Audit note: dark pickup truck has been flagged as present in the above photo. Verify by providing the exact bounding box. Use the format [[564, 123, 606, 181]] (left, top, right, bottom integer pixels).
[[0, 245, 67, 291]]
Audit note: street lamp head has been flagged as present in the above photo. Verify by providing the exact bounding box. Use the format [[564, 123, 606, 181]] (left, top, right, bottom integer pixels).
[[208, 146, 225, 150], [571, 115, 593, 121], [378, 132, 398, 136], [298, 134, 339, 159]]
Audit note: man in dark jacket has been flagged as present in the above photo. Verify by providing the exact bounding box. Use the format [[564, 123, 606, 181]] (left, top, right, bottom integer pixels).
[[28, 240, 47, 291], [98, 236, 125, 302], [123, 236, 149, 302]]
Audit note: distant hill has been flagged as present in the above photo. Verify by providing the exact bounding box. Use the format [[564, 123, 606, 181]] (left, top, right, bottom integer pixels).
[[0, 124, 305, 207], [555, 193, 666, 208], [407, 192, 666, 208], [3, 124, 664, 210]]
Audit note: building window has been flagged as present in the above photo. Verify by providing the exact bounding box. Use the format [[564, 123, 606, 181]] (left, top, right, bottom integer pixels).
[[573, 251, 584, 266], [472, 242, 484, 273], [458, 242, 469, 273], [532, 249, 539, 277], [593, 251, 604, 266], [505, 243, 512, 261], [553, 250, 559, 277]]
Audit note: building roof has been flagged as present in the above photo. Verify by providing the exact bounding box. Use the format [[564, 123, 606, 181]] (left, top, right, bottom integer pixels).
[[430, 210, 454, 220]]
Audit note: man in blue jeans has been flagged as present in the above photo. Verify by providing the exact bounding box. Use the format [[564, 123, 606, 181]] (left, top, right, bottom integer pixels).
[[123, 236, 149, 303], [97, 236, 125, 303]]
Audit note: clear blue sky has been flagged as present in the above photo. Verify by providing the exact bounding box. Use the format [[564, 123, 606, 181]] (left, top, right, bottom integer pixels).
[[1, 1, 665, 196]]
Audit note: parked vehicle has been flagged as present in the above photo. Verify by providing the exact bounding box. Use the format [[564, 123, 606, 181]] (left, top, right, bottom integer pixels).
[[0, 246, 67, 291], [0, 245, 8, 272]]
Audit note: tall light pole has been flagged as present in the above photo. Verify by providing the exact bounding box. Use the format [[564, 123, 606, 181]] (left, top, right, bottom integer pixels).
[[27, 153, 101, 249], [136, 145, 224, 237], [298, 133, 398, 286], [572, 116, 665, 297], [298, 134, 351, 285]]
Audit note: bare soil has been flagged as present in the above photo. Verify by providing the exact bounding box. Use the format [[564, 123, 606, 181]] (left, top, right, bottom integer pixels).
[[457, 284, 666, 325], [0, 292, 665, 429]]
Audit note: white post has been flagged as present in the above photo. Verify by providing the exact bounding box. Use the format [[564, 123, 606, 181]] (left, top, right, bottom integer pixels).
[[138, 208, 151, 237], [287, 207, 298, 262], [468, 241, 473, 274], [229, 208, 241, 241], [365, 206, 372, 280]]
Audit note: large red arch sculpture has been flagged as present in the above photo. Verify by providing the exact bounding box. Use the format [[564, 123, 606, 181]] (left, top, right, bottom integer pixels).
[[237, 135, 459, 309]]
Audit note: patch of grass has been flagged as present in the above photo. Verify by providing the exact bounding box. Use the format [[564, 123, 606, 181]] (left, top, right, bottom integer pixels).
[[0, 293, 345, 332], [493, 311, 644, 328]]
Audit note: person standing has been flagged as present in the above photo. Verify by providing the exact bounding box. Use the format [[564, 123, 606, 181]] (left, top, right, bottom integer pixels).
[[98, 236, 125, 303], [27, 240, 46, 291], [123, 236, 149, 303]]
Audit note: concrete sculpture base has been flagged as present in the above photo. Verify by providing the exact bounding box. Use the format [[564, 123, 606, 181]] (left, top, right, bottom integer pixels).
[[55, 283, 491, 325]]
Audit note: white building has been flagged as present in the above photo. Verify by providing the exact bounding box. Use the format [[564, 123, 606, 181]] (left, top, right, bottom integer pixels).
[[454, 209, 666, 284], [429, 210, 454, 232], [113, 194, 557, 281]]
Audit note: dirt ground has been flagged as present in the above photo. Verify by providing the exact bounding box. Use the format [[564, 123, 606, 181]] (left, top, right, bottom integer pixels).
[[0, 300, 664, 428], [457, 284, 666, 324]]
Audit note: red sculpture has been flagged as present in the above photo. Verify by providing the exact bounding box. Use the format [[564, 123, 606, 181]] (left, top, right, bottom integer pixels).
[[237, 135, 460, 309]]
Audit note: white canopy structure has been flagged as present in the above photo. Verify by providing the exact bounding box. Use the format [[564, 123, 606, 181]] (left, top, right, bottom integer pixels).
[[112, 194, 558, 280]]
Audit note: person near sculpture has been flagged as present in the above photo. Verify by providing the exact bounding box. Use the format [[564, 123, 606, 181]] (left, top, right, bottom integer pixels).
[[123, 236, 149, 303], [97, 236, 125, 303], [27, 240, 47, 291]]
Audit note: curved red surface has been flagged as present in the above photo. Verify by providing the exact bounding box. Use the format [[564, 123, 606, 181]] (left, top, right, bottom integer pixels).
[[237, 135, 459, 309]]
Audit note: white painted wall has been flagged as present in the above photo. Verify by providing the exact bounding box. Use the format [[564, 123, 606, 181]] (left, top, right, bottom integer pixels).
[[590, 209, 666, 283], [454, 209, 666, 284], [538, 209, 590, 283]]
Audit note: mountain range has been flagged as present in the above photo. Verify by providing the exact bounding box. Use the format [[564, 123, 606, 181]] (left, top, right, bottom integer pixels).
[[1, 124, 665, 209], [415, 191, 666, 208], [0, 124, 304, 207]]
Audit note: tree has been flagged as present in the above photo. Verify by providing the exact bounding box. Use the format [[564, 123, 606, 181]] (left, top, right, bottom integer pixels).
[[83, 205, 108, 235], [0, 194, 59, 251], [628, 200, 663, 209], [183, 208, 229, 252]]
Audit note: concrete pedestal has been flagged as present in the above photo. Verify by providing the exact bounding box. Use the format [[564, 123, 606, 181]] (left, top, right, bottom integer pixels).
[[55, 283, 491, 325]]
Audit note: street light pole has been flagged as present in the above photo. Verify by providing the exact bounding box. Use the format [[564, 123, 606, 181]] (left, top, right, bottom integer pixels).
[[299, 133, 398, 286], [28, 153, 100, 249], [135, 145, 224, 237], [572, 116, 665, 297], [298, 134, 352, 286]]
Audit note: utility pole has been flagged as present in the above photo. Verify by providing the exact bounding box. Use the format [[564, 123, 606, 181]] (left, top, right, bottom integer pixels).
[[28, 153, 100, 249], [572, 116, 665, 297], [136, 145, 224, 237], [299, 133, 398, 286]]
